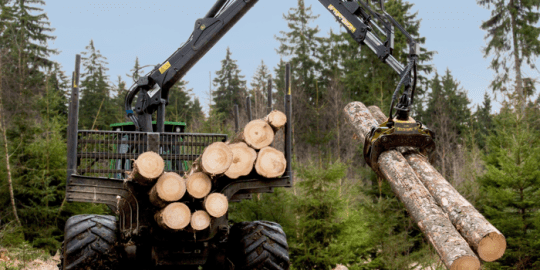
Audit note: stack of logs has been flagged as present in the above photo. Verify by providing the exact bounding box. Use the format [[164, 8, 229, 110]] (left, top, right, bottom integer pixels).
[[344, 102, 506, 270], [127, 110, 288, 232]]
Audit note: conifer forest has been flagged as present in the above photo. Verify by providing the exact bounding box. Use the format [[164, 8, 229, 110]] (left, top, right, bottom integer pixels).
[[0, 0, 540, 269]]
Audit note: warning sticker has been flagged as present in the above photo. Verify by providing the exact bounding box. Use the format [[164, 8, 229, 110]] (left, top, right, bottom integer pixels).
[[328, 4, 357, 33], [159, 61, 171, 74]]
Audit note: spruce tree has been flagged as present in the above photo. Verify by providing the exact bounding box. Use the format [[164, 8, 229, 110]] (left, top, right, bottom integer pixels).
[[329, 0, 434, 112], [249, 60, 270, 119], [127, 56, 141, 83], [211, 47, 247, 120], [79, 40, 114, 130], [477, 0, 540, 112], [166, 80, 193, 124], [473, 92, 494, 149], [479, 108, 540, 269]]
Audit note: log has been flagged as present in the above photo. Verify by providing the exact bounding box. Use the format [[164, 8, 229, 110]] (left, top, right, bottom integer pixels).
[[155, 202, 191, 230], [367, 105, 387, 124], [235, 119, 274, 150], [204, 193, 228, 218], [255, 147, 286, 178], [197, 142, 233, 176], [191, 210, 211, 231], [186, 172, 212, 199], [129, 151, 164, 185], [225, 142, 257, 179], [149, 172, 186, 208], [265, 110, 287, 131], [369, 105, 507, 262], [344, 102, 481, 270]]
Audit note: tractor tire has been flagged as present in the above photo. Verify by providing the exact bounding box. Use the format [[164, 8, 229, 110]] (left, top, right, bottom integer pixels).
[[229, 221, 290, 270], [62, 215, 119, 270]]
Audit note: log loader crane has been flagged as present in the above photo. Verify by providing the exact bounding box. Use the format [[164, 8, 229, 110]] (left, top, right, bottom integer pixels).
[[61, 0, 434, 269]]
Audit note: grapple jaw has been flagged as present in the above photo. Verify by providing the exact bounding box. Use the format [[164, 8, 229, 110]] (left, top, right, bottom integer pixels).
[[363, 117, 435, 176]]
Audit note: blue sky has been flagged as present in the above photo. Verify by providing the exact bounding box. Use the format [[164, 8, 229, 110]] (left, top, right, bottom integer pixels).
[[45, 0, 539, 113]]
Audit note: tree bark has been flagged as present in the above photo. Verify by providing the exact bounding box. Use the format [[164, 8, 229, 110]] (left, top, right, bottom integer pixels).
[[149, 172, 186, 208], [234, 119, 274, 150], [186, 172, 212, 199], [191, 210, 211, 231], [369, 105, 507, 262], [345, 102, 481, 270], [155, 202, 191, 231], [255, 147, 286, 178], [225, 142, 257, 179], [204, 193, 228, 218], [128, 151, 164, 185]]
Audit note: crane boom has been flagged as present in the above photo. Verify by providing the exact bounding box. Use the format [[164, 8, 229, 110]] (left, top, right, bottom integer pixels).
[[126, 0, 419, 132]]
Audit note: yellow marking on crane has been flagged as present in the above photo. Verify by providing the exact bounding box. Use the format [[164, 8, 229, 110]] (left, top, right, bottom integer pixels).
[[159, 61, 171, 74], [328, 4, 356, 33]]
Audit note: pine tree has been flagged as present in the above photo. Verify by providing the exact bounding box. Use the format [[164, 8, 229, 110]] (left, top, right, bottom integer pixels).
[[479, 108, 540, 269], [211, 47, 247, 120], [477, 0, 540, 112], [79, 40, 114, 130], [111, 75, 128, 124]]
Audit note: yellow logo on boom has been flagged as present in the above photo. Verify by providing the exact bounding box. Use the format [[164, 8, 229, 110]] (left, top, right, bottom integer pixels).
[[328, 5, 357, 33], [159, 61, 171, 74]]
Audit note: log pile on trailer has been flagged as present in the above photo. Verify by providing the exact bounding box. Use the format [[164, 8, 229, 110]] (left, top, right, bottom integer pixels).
[[126, 110, 288, 232], [344, 102, 506, 270]]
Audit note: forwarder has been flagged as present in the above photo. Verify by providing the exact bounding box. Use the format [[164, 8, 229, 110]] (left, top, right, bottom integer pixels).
[[61, 0, 434, 269]]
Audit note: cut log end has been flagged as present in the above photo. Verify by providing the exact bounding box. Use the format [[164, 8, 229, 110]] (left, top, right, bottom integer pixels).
[[191, 210, 211, 231], [265, 110, 287, 130], [201, 142, 233, 175], [255, 147, 286, 178], [155, 203, 191, 230], [149, 172, 186, 207], [132, 151, 164, 184], [205, 193, 228, 218], [450, 256, 481, 270], [243, 119, 274, 149], [186, 172, 212, 199], [225, 143, 257, 179], [478, 232, 506, 262]]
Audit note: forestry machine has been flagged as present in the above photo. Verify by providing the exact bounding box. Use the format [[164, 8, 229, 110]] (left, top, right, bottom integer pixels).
[[61, 0, 434, 269]]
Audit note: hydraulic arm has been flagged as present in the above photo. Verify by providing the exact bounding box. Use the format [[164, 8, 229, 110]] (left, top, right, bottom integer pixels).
[[125, 0, 420, 132]]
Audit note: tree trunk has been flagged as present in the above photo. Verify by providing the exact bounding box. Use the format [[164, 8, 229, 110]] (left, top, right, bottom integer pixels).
[[345, 102, 481, 270], [129, 151, 164, 185], [255, 147, 286, 178], [369, 105, 507, 262], [265, 110, 287, 131], [149, 172, 186, 208], [204, 193, 228, 218], [195, 142, 233, 176], [404, 153, 506, 262], [186, 172, 212, 199], [0, 110, 21, 228], [191, 210, 211, 231], [510, 0, 525, 113], [234, 119, 274, 149], [225, 142, 257, 179], [155, 202, 191, 231]]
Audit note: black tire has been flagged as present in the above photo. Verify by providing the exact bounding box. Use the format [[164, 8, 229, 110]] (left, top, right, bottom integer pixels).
[[229, 221, 290, 270], [62, 215, 118, 270]]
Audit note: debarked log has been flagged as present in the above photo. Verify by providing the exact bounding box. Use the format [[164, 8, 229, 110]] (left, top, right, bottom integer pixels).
[[344, 102, 480, 270], [369, 105, 506, 262]]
